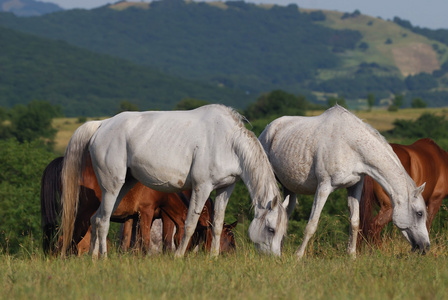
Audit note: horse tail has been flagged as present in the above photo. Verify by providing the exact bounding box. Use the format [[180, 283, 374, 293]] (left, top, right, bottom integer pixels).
[[40, 156, 64, 255], [359, 175, 376, 245], [61, 120, 102, 256]]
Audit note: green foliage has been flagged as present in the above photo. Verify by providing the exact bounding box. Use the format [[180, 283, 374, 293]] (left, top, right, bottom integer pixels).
[[0, 1, 361, 104], [77, 116, 87, 123], [0, 26, 248, 117], [313, 75, 405, 100], [308, 10, 326, 22], [9, 101, 61, 143], [387, 113, 448, 140], [387, 105, 399, 112], [174, 98, 210, 110], [0, 139, 55, 254], [2, 3, 448, 109], [341, 9, 361, 20], [405, 73, 438, 91], [0, 101, 61, 147], [393, 94, 404, 108], [411, 98, 427, 108], [117, 100, 139, 114], [244, 90, 308, 120], [327, 96, 347, 108], [367, 93, 375, 109]]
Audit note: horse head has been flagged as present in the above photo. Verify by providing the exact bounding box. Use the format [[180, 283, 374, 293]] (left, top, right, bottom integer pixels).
[[248, 196, 288, 256], [219, 221, 238, 253], [392, 183, 430, 253]]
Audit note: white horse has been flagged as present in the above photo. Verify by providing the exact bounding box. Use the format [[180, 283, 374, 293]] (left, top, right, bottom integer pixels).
[[258, 105, 430, 259], [60, 104, 288, 258]]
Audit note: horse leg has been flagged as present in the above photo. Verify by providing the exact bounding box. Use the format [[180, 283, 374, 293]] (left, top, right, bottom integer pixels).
[[369, 206, 393, 246], [347, 180, 363, 258], [119, 218, 134, 252], [426, 196, 444, 232], [161, 213, 176, 253], [296, 182, 332, 259], [174, 186, 212, 258], [90, 178, 137, 258], [138, 207, 155, 254], [210, 184, 235, 257]]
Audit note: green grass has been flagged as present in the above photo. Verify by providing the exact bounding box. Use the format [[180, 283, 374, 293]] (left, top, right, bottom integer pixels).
[[2, 227, 448, 299]]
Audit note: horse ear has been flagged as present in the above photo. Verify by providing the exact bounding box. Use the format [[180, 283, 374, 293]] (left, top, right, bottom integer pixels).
[[414, 182, 426, 198], [283, 195, 297, 218], [282, 195, 290, 209], [228, 221, 238, 230]]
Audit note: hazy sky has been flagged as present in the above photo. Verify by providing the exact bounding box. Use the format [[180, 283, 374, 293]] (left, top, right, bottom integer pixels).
[[44, 0, 448, 30]]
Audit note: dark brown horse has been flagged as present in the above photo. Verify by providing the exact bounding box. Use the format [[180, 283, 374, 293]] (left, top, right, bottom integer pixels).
[[41, 156, 237, 255], [360, 138, 448, 246]]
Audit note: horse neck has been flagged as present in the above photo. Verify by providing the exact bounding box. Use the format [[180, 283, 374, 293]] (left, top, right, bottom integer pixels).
[[365, 146, 414, 206], [232, 128, 280, 207]]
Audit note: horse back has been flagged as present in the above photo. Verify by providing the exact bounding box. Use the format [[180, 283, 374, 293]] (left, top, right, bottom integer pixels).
[[392, 138, 448, 202]]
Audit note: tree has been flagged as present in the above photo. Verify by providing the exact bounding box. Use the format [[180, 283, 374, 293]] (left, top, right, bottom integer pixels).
[[327, 96, 347, 108], [388, 94, 404, 111], [117, 100, 139, 114], [388, 113, 448, 139], [174, 98, 210, 110], [367, 93, 375, 110], [411, 98, 427, 108], [7, 101, 62, 144], [244, 90, 308, 120], [0, 139, 55, 253]]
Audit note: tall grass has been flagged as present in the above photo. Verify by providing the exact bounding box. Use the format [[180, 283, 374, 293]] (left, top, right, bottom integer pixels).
[[2, 227, 448, 299]]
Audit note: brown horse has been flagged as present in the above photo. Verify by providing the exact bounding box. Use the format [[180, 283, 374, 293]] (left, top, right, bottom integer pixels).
[[360, 138, 448, 246], [41, 156, 237, 255]]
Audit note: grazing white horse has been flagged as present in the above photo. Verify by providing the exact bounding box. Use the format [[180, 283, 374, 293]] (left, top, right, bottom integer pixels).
[[61, 104, 288, 258], [259, 105, 430, 258]]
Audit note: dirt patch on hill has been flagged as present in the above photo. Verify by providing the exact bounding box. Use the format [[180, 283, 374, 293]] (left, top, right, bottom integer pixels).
[[392, 43, 440, 76], [110, 2, 150, 11]]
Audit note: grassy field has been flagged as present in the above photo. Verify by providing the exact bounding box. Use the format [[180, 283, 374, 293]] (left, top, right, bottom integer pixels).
[[2, 231, 448, 299]]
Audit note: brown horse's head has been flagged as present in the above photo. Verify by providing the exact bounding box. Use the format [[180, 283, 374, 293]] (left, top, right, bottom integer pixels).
[[219, 221, 238, 253]]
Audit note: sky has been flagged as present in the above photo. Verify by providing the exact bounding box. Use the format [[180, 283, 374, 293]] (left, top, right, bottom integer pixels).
[[43, 0, 448, 30]]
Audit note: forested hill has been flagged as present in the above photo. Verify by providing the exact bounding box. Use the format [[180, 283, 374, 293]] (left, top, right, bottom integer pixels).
[[0, 0, 361, 98], [0, 0, 62, 16], [0, 25, 249, 116], [3, 0, 448, 113]]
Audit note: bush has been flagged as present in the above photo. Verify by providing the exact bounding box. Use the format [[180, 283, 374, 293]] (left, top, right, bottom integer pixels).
[[244, 90, 308, 120], [387, 113, 448, 139], [0, 139, 56, 254]]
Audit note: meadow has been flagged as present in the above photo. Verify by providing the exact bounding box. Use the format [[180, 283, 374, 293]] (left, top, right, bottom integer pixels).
[[2, 106, 448, 299], [2, 231, 448, 299]]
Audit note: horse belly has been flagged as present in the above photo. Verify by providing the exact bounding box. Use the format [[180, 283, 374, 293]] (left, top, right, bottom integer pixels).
[[271, 154, 318, 195], [129, 157, 192, 192]]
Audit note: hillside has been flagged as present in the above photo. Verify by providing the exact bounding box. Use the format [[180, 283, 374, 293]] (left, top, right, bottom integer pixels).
[[2, 0, 448, 110], [0, 25, 249, 116], [0, 0, 362, 97], [0, 0, 62, 16]]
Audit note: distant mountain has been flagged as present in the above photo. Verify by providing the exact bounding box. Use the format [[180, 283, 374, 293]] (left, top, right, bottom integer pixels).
[[0, 25, 249, 117], [2, 0, 448, 109], [0, 0, 62, 16]]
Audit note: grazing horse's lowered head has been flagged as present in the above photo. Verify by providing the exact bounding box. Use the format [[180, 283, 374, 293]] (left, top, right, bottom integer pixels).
[[248, 195, 289, 256], [391, 183, 429, 253]]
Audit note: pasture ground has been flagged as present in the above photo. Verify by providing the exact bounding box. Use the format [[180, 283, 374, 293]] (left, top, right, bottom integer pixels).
[[1, 240, 448, 299], [2, 228, 448, 299]]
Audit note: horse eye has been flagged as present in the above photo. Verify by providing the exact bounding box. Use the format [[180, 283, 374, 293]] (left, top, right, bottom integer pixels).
[[267, 227, 275, 234], [417, 211, 423, 217]]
